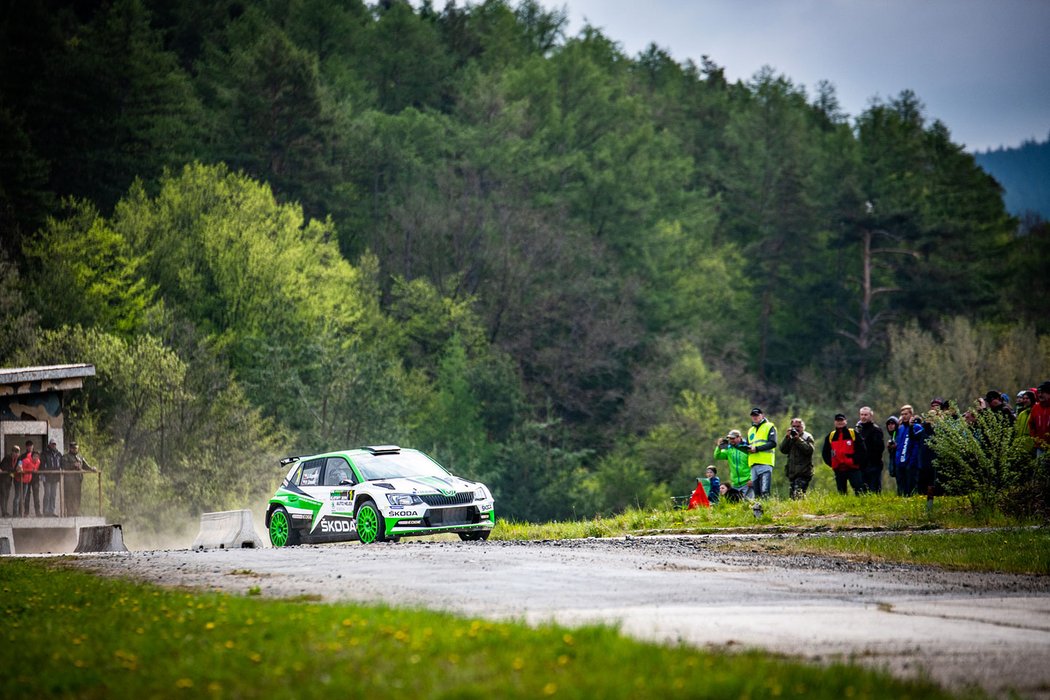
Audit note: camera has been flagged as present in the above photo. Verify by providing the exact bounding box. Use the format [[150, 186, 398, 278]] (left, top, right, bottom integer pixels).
[[789, 428, 798, 437]]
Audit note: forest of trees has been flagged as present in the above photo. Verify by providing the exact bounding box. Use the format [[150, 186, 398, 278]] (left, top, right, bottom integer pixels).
[[975, 134, 1050, 220], [2, 0, 1048, 530]]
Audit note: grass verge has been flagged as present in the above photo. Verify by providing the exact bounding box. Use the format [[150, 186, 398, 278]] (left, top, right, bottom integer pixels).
[[493, 493, 1030, 541], [1, 558, 965, 700], [491, 493, 1048, 575], [734, 529, 1050, 575]]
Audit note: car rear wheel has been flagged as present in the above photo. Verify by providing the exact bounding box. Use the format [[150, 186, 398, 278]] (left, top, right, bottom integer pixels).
[[458, 530, 490, 541], [269, 506, 300, 547], [355, 500, 386, 544]]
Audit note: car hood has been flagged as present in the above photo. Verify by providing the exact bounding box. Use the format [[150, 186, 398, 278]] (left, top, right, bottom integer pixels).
[[368, 474, 478, 495]]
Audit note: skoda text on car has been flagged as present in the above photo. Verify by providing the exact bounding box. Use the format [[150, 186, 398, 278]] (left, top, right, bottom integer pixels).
[[265, 445, 496, 546]]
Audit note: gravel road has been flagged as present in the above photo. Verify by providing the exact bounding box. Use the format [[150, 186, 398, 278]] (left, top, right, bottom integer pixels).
[[72, 535, 1050, 698]]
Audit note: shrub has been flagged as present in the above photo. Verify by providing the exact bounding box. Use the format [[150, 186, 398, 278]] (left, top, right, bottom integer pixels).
[[927, 406, 1048, 519]]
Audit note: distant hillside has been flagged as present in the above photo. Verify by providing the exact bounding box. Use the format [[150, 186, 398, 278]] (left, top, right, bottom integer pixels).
[[974, 135, 1050, 219]]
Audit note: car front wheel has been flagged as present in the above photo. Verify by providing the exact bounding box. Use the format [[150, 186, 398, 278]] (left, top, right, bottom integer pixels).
[[355, 500, 386, 544], [269, 506, 300, 547]]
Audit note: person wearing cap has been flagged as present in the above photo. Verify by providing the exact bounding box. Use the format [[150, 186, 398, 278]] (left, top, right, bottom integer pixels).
[[0, 443, 20, 518], [822, 413, 866, 495], [714, 430, 751, 498], [61, 440, 97, 516], [40, 438, 63, 516], [984, 390, 1015, 426], [745, 408, 776, 498], [779, 417, 814, 499], [1029, 381, 1050, 455]]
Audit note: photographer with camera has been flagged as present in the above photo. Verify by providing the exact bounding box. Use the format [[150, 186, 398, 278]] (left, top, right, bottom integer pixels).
[[713, 430, 751, 499], [779, 417, 815, 499]]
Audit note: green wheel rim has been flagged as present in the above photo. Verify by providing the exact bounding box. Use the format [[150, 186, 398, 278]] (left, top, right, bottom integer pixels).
[[357, 504, 379, 543], [270, 510, 290, 547]]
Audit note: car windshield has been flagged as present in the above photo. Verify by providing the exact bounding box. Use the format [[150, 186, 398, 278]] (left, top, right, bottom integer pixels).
[[353, 450, 452, 481]]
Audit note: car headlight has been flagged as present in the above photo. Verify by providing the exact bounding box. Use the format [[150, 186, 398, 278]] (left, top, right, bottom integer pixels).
[[474, 486, 487, 501], [386, 493, 423, 507]]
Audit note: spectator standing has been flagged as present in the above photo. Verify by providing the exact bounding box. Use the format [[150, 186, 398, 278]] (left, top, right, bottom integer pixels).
[[714, 430, 751, 498], [822, 413, 866, 495], [884, 416, 899, 486], [1, 444, 19, 517], [779, 417, 815, 499], [743, 408, 777, 498], [985, 390, 1016, 426], [894, 405, 925, 496], [17, 440, 41, 517], [40, 439, 63, 516], [1015, 390, 1035, 444], [61, 441, 96, 516], [1029, 381, 1050, 455], [856, 406, 886, 493]]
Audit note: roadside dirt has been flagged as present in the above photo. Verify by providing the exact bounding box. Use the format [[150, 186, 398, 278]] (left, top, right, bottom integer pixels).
[[70, 535, 1050, 699]]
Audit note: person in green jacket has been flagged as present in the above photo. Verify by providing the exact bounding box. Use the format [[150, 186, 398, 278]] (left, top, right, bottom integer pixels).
[[1015, 389, 1036, 449], [714, 430, 751, 499]]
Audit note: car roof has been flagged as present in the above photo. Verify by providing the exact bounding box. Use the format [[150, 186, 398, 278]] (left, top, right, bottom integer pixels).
[[279, 445, 406, 466]]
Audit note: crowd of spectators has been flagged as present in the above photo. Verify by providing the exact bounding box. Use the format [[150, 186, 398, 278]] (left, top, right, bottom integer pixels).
[[1, 439, 96, 518], [709, 380, 1050, 500]]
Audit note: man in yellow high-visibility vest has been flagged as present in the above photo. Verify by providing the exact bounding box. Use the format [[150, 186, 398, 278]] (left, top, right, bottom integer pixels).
[[745, 407, 777, 498]]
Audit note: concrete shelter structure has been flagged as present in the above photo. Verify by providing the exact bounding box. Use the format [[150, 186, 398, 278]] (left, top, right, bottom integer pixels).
[[0, 364, 104, 553]]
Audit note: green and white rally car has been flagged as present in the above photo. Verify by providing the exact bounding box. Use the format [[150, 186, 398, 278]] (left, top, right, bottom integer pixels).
[[265, 445, 495, 546]]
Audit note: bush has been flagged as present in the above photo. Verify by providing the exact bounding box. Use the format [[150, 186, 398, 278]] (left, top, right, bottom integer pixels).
[[927, 407, 1049, 519]]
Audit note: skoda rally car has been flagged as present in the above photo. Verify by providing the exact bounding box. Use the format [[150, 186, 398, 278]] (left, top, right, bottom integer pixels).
[[265, 445, 495, 546]]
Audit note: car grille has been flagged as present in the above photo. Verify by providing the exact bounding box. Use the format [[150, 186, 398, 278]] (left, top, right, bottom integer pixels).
[[424, 506, 479, 526], [419, 492, 474, 506]]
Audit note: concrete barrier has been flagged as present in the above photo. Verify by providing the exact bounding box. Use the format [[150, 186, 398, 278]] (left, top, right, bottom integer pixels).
[[0, 525, 14, 555], [74, 524, 129, 553], [192, 509, 264, 550]]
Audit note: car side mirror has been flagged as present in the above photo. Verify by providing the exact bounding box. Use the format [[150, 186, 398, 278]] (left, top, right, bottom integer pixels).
[[340, 478, 353, 486]]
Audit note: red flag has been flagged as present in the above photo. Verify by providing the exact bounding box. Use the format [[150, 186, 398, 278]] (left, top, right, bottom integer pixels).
[[687, 481, 710, 509]]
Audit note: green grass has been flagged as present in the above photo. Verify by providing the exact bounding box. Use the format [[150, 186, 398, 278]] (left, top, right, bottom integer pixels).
[[1, 558, 964, 699], [493, 492, 1024, 541], [490, 493, 1048, 575], [739, 529, 1050, 575]]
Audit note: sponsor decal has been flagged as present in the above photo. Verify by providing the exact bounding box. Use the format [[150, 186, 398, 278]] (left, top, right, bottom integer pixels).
[[388, 510, 418, 518], [331, 500, 353, 508], [479, 503, 494, 512], [292, 513, 312, 520], [329, 490, 350, 499], [320, 519, 354, 533]]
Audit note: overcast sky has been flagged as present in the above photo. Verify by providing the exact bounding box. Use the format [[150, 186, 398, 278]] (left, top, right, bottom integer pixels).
[[556, 0, 1050, 152]]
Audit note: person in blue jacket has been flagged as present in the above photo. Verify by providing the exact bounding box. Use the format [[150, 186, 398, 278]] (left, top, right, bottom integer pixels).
[[705, 466, 721, 504], [894, 404, 925, 496]]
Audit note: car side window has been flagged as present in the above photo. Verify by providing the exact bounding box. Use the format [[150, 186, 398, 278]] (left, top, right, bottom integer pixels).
[[299, 459, 323, 487], [324, 457, 354, 486]]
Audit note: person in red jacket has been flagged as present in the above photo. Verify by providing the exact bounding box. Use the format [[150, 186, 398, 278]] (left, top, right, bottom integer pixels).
[[15, 440, 41, 517], [822, 413, 867, 495], [1030, 381, 1050, 455]]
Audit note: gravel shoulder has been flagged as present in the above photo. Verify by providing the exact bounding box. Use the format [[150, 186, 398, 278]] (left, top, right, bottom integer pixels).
[[69, 536, 1050, 699]]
